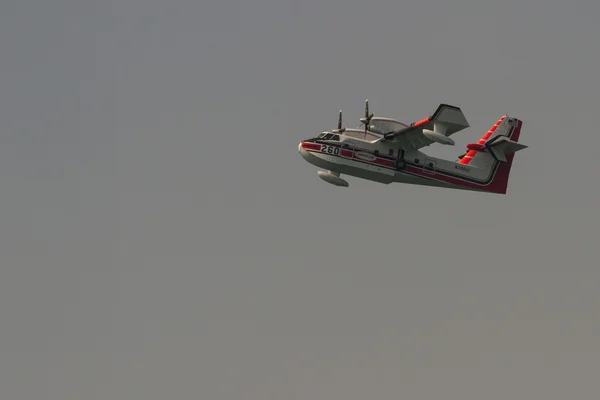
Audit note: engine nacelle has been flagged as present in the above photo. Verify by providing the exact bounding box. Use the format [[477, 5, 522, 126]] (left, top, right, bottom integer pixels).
[[422, 129, 455, 146]]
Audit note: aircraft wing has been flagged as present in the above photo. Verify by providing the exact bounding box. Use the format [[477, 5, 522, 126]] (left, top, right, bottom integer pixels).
[[382, 104, 470, 151]]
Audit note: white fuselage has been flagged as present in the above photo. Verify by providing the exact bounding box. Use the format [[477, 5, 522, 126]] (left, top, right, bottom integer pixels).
[[298, 129, 503, 192]]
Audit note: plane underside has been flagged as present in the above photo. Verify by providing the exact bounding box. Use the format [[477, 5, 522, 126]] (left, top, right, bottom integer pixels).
[[299, 141, 477, 192]]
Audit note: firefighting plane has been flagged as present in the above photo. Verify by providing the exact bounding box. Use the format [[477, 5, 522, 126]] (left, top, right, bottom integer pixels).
[[298, 100, 526, 194]]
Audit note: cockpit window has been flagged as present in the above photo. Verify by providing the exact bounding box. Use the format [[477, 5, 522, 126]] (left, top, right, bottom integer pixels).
[[319, 133, 340, 140], [314, 132, 341, 141]]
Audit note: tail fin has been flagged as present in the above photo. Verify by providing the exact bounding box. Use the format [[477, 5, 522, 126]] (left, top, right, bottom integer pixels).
[[457, 115, 526, 194]]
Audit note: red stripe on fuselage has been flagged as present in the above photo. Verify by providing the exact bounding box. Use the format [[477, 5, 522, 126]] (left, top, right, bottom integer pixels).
[[372, 157, 395, 168], [301, 142, 322, 151], [303, 144, 396, 170]]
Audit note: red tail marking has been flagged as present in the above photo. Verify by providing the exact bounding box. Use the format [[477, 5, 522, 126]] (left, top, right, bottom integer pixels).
[[459, 116, 505, 165], [458, 150, 477, 164], [468, 119, 523, 194]]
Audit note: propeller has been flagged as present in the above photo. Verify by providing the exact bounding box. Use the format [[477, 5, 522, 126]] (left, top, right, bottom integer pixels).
[[359, 99, 374, 134], [332, 109, 345, 133]]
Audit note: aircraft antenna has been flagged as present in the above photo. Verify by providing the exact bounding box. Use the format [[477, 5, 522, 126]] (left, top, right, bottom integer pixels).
[[332, 110, 345, 133]]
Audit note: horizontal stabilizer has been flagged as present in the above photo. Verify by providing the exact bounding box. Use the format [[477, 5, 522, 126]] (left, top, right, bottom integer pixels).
[[429, 104, 470, 135], [485, 135, 528, 162]]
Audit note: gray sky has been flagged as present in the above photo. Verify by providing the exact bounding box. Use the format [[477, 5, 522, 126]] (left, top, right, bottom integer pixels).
[[1, 0, 599, 398]]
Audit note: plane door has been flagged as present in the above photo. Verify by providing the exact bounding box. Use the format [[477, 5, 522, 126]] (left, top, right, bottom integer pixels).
[[396, 149, 406, 170]]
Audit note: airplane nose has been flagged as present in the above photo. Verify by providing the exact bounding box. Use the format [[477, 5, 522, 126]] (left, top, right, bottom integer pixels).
[[298, 142, 310, 160], [298, 142, 310, 155]]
